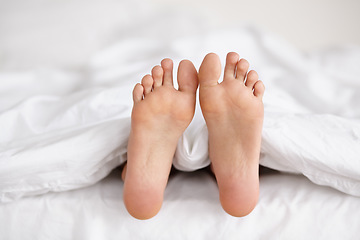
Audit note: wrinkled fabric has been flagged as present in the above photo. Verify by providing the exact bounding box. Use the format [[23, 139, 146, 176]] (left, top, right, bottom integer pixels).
[[1, 27, 360, 202], [1, 170, 360, 240]]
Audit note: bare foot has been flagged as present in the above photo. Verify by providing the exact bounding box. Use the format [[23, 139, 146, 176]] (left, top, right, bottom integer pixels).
[[123, 58, 198, 220], [198, 52, 265, 217]]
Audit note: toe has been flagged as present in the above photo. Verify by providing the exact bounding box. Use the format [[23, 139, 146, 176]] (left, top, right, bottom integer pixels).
[[224, 52, 239, 80], [253, 80, 265, 98], [161, 58, 174, 86], [198, 53, 221, 87], [236, 58, 249, 82], [245, 70, 258, 89], [133, 83, 144, 103], [141, 74, 153, 96], [177, 60, 198, 94], [152, 65, 163, 89]]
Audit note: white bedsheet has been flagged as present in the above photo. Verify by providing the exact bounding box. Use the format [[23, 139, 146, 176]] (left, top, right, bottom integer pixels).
[[1, 0, 360, 202], [1, 27, 360, 201], [1, 1, 359, 239], [1, 169, 359, 240]]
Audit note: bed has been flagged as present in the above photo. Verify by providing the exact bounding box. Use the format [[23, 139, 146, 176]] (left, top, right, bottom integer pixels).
[[1, 0, 360, 239], [1, 168, 360, 239]]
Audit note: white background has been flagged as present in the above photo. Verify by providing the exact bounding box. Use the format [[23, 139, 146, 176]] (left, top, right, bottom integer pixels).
[[0, 0, 359, 70]]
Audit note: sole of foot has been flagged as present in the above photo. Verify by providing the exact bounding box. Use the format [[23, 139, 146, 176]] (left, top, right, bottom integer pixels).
[[123, 58, 198, 220], [198, 52, 265, 217]]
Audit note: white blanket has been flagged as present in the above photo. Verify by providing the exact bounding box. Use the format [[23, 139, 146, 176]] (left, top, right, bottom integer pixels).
[[1, 27, 360, 201], [2, 169, 360, 240]]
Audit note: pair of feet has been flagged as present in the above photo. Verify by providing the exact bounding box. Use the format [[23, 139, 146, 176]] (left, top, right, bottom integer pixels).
[[122, 52, 265, 220]]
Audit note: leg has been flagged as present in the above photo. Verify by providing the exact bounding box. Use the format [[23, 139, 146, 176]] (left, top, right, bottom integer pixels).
[[198, 52, 265, 217], [123, 59, 198, 220]]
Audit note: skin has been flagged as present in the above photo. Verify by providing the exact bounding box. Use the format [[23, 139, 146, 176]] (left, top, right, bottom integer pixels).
[[198, 52, 265, 217], [122, 58, 198, 220], [122, 52, 265, 219]]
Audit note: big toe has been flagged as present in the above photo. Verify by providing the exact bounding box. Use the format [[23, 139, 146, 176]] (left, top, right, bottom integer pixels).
[[177, 60, 198, 94], [198, 53, 221, 87]]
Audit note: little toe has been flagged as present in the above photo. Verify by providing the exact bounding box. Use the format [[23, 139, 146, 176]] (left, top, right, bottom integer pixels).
[[224, 52, 240, 80], [253, 80, 265, 98], [245, 70, 258, 89], [236, 58, 250, 82], [141, 74, 154, 96], [161, 58, 174, 86], [198, 53, 221, 87], [152, 65, 163, 89], [133, 83, 144, 104], [177, 59, 198, 94]]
